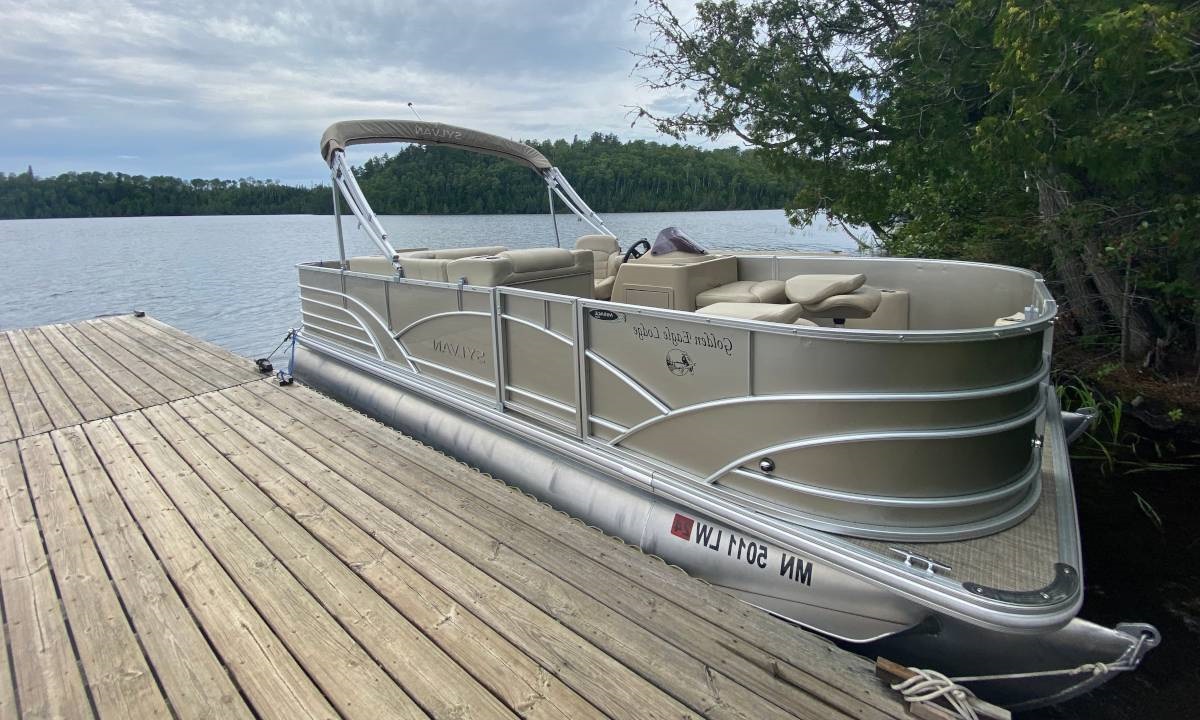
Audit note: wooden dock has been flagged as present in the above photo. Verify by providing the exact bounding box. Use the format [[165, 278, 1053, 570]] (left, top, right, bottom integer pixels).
[[0, 314, 911, 719]]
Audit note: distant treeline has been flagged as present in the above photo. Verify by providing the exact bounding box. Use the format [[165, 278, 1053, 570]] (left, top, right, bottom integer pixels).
[[0, 171, 328, 218], [0, 133, 792, 219], [356, 133, 792, 214]]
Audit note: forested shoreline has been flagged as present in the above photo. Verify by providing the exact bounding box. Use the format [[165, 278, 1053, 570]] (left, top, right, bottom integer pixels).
[[0, 133, 791, 219]]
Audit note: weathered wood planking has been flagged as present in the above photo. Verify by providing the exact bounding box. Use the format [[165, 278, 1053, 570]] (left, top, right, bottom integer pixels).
[[19, 434, 172, 718], [0, 314, 263, 438], [52, 425, 254, 720], [37, 324, 142, 415], [165, 401, 598, 720], [200, 389, 797, 720], [53, 322, 169, 409], [0, 315, 912, 720], [142, 401, 517, 720], [0, 332, 54, 438], [85, 418, 340, 720], [4, 330, 84, 429], [250, 381, 905, 716], [0, 440, 93, 719]]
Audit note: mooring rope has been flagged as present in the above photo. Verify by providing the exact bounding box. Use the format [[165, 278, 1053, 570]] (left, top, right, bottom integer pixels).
[[259, 330, 294, 364], [893, 633, 1147, 720], [890, 669, 981, 720]]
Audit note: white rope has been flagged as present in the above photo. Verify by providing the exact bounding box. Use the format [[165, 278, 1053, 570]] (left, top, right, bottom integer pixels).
[[950, 661, 1110, 683], [890, 669, 980, 720], [893, 643, 1136, 720]]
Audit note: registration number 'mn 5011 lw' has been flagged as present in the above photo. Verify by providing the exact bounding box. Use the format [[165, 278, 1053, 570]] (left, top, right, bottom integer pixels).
[[671, 513, 813, 587]]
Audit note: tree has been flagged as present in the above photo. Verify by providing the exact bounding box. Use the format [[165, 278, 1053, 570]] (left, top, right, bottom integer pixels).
[[635, 0, 1200, 366]]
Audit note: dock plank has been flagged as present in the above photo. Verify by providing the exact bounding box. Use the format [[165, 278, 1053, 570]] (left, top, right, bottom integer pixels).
[[52, 425, 254, 720], [37, 325, 142, 415], [145, 315, 263, 366], [198, 390, 790, 720], [19, 433, 172, 719], [146, 400, 517, 720], [164, 400, 600, 720], [20, 328, 111, 421], [84, 418, 340, 720], [5, 330, 84, 428], [107, 315, 248, 388], [0, 441, 94, 719], [54, 323, 168, 409], [0, 357, 21, 443], [0, 333, 55, 436], [255, 381, 904, 718], [83, 319, 221, 395], [71, 321, 193, 402], [130, 315, 262, 382], [0, 585, 15, 720], [111, 410, 429, 720]]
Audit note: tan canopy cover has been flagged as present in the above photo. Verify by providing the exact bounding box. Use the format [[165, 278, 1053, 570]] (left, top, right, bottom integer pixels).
[[320, 119, 552, 171]]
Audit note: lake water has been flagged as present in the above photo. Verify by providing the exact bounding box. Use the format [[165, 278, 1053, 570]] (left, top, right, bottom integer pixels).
[[0, 210, 858, 358]]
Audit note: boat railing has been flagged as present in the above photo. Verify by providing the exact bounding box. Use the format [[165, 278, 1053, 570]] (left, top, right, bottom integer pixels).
[[299, 259, 1054, 540]]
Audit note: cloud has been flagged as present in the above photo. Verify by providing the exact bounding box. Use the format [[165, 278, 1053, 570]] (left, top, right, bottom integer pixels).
[[0, 0, 706, 183]]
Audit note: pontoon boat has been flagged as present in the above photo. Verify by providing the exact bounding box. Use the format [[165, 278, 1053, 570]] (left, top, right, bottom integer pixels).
[[292, 120, 1158, 710]]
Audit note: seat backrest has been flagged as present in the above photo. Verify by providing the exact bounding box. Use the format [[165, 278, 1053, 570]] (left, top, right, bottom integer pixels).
[[394, 245, 509, 281], [444, 248, 593, 296], [575, 235, 621, 279]]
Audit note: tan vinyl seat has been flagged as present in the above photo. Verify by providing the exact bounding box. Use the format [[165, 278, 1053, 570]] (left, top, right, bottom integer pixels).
[[575, 234, 621, 300], [800, 286, 883, 319], [696, 302, 816, 325], [443, 248, 593, 295], [394, 246, 510, 281], [784, 273, 866, 304], [695, 280, 787, 308], [783, 273, 881, 321]]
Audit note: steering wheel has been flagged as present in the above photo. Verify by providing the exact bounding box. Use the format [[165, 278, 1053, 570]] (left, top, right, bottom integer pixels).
[[623, 238, 652, 264]]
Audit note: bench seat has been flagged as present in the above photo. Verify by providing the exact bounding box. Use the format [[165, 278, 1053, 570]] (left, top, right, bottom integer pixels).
[[696, 302, 817, 325], [695, 280, 786, 307]]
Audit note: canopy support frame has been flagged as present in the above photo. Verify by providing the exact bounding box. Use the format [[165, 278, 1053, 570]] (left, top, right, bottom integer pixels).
[[326, 140, 614, 265], [330, 150, 397, 264]]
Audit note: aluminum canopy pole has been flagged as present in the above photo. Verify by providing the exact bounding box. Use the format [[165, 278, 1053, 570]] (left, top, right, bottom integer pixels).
[[336, 153, 390, 242], [333, 171, 390, 257], [548, 185, 560, 247], [329, 150, 397, 261], [544, 167, 611, 236], [550, 185, 605, 235], [331, 181, 347, 270]]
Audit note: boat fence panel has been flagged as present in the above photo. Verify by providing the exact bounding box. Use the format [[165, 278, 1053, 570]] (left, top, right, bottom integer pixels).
[[388, 281, 495, 397], [496, 288, 581, 434], [576, 298, 1050, 535], [298, 261, 1056, 537]]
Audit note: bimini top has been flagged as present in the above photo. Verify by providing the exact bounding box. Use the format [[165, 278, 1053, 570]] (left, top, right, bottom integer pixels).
[[320, 119, 552, 171]]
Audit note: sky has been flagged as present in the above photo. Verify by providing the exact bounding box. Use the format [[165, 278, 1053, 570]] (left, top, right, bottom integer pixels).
[[0, 0, 696, 184]]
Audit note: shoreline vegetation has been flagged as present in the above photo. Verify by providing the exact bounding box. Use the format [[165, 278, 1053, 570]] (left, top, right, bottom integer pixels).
[[629, 3, 1199, 717], [0, 133, 792, 220]]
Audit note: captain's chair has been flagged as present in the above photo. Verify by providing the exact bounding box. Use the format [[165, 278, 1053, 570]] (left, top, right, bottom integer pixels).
[[575, 235, 621, 300]]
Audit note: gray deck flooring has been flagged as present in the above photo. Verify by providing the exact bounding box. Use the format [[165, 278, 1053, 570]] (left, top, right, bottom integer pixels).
[[0, 314, 911, 719]]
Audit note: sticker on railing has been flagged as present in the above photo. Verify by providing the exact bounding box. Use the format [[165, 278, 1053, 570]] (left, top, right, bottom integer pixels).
[[588, 309, 624, 321]]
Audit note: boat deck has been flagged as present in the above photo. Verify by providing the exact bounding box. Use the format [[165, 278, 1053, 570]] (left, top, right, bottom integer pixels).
[[0, 315, 911, 719]]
